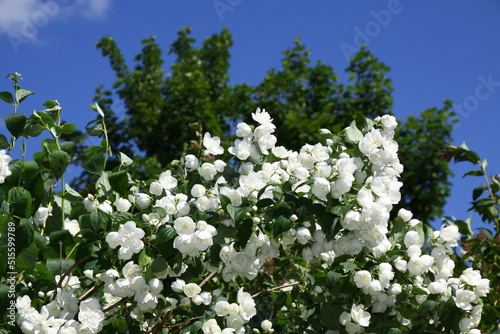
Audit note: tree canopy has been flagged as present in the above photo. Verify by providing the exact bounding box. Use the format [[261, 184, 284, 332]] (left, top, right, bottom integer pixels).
[[88, 26, 456, 225]]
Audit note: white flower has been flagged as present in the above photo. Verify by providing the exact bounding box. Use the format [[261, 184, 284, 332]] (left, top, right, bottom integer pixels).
[[116, 198, 132, 212], [174, 216, 196, 235], [397, 208, 413, 222], [136, 193, 151, 209], [312, 177, 330, 199], [354, 270, 372, 288], [475, 278, 490, 297], [459, 317, 475, 333], [185, 154, 199, 170], [236, 122, 252, 137], [261, 319, 274, 333], [237, 288, 257, 321], [350, 304, 370, 327], [149, 181, 164, 196], [78, 298, 105, 333], [200, 163, 218, 181], [296, 227, 312, 245], [252, 108, 275, 127], [64, 218, 80, 236], [159, 170, 178, 190], [98, 200, 113, 214], [203, 132, 224, 155], [171, 279, 185, 293], [191, 184, 206, 198], [407, 255, 434, 276], [0, 150, 12, 183], [202, 319, 222, 334], [404, 231, 421, 247], [33, 206, 51, 226], [55, 274, 81, 289], [105, 221, 145, 260], [454, 289, 477, 310], [460, 268, 482, 286], [183, 283, 201, 298], [378, 115, 398, 130], [438, 224, 461, 247]]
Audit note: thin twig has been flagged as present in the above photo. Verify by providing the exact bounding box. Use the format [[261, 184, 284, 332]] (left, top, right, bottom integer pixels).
[[51, 254, 92, 301], [78, 282, 105, 301], [102, 298, 127, 313], [251, 281, 303, 299], [199, 271, 217, 288]]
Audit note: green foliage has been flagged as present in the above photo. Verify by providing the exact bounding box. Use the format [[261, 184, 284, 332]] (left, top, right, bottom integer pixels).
[[86, 27, 456, 226], [444, 144, 500, 332]]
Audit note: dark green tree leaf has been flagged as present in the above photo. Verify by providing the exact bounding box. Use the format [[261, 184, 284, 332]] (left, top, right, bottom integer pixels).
[[5, 113, 26, 138]]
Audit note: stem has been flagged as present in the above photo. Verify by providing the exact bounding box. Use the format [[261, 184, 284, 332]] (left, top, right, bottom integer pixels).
[[102, 298, 126, 313], [52, 254, 92, 301], [199, 271, 216, 288], [79, 282, 105, 301], [251, 281, 303, 299]]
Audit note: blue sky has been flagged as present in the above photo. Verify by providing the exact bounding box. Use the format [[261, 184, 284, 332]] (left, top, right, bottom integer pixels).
[[1, 0, 499, 232]]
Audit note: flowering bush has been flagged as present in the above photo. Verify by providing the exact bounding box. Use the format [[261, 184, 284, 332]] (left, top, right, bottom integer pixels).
[[0, 74, 491, 333]]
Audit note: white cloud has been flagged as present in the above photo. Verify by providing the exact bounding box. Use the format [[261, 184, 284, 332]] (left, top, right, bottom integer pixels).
[[77, 0, 112, 20], [0, 0, 112, 35]]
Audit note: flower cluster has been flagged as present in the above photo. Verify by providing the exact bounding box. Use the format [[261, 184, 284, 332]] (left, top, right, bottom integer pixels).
[[12, 108, 491, 334], [16, 280, 105, 333], [105, 221, 145, 260], [0, 149, 12, 183], [208, 288, 257, 333]]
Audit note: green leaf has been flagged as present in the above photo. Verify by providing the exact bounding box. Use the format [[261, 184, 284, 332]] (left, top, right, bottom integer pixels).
[[340, 261, 358, 272], [15, 243, 38, 272], [227, 204, 251, 223], [273, 291, 287, 310], [46, 258, 75, 277], [90, 209, 110, 232], [256, 197, 275, 209], [387, 329, 403, 334], [463, 170, 483, 177], [390, 217, 406, 245], [326, 271, 341, 287], [320, 303, 342, 330], [48, 150, 70, 179], [16, 218, 35, 254], [139, 249, 152, 267], [190, 321, 203, 334], [345, 120, 363, 143], [419, 299, 438, 317], [478, 228, 494, 240], [8, 186, 32, 217], [0, 134, 9, 149], [235, 218, 253, 249], [60, 123, 76, 134], [16, 88, 35, 103], [150, 257, 168, 273], [472, 185, 485, 201], [455, 218, 473, 236], [108, 170, 129, 197], [0, 91, 13, 104], [272, 215, 292, 237], [85, 119, 105, 137], [82, 146, 105, 175], [65, 184, 83, 199], [43, 100, 59, 109], [412, 287, 429, 296], [5, 113, 26, 137], [219, 194, 231, 212], [156, 226, 176, 245]]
